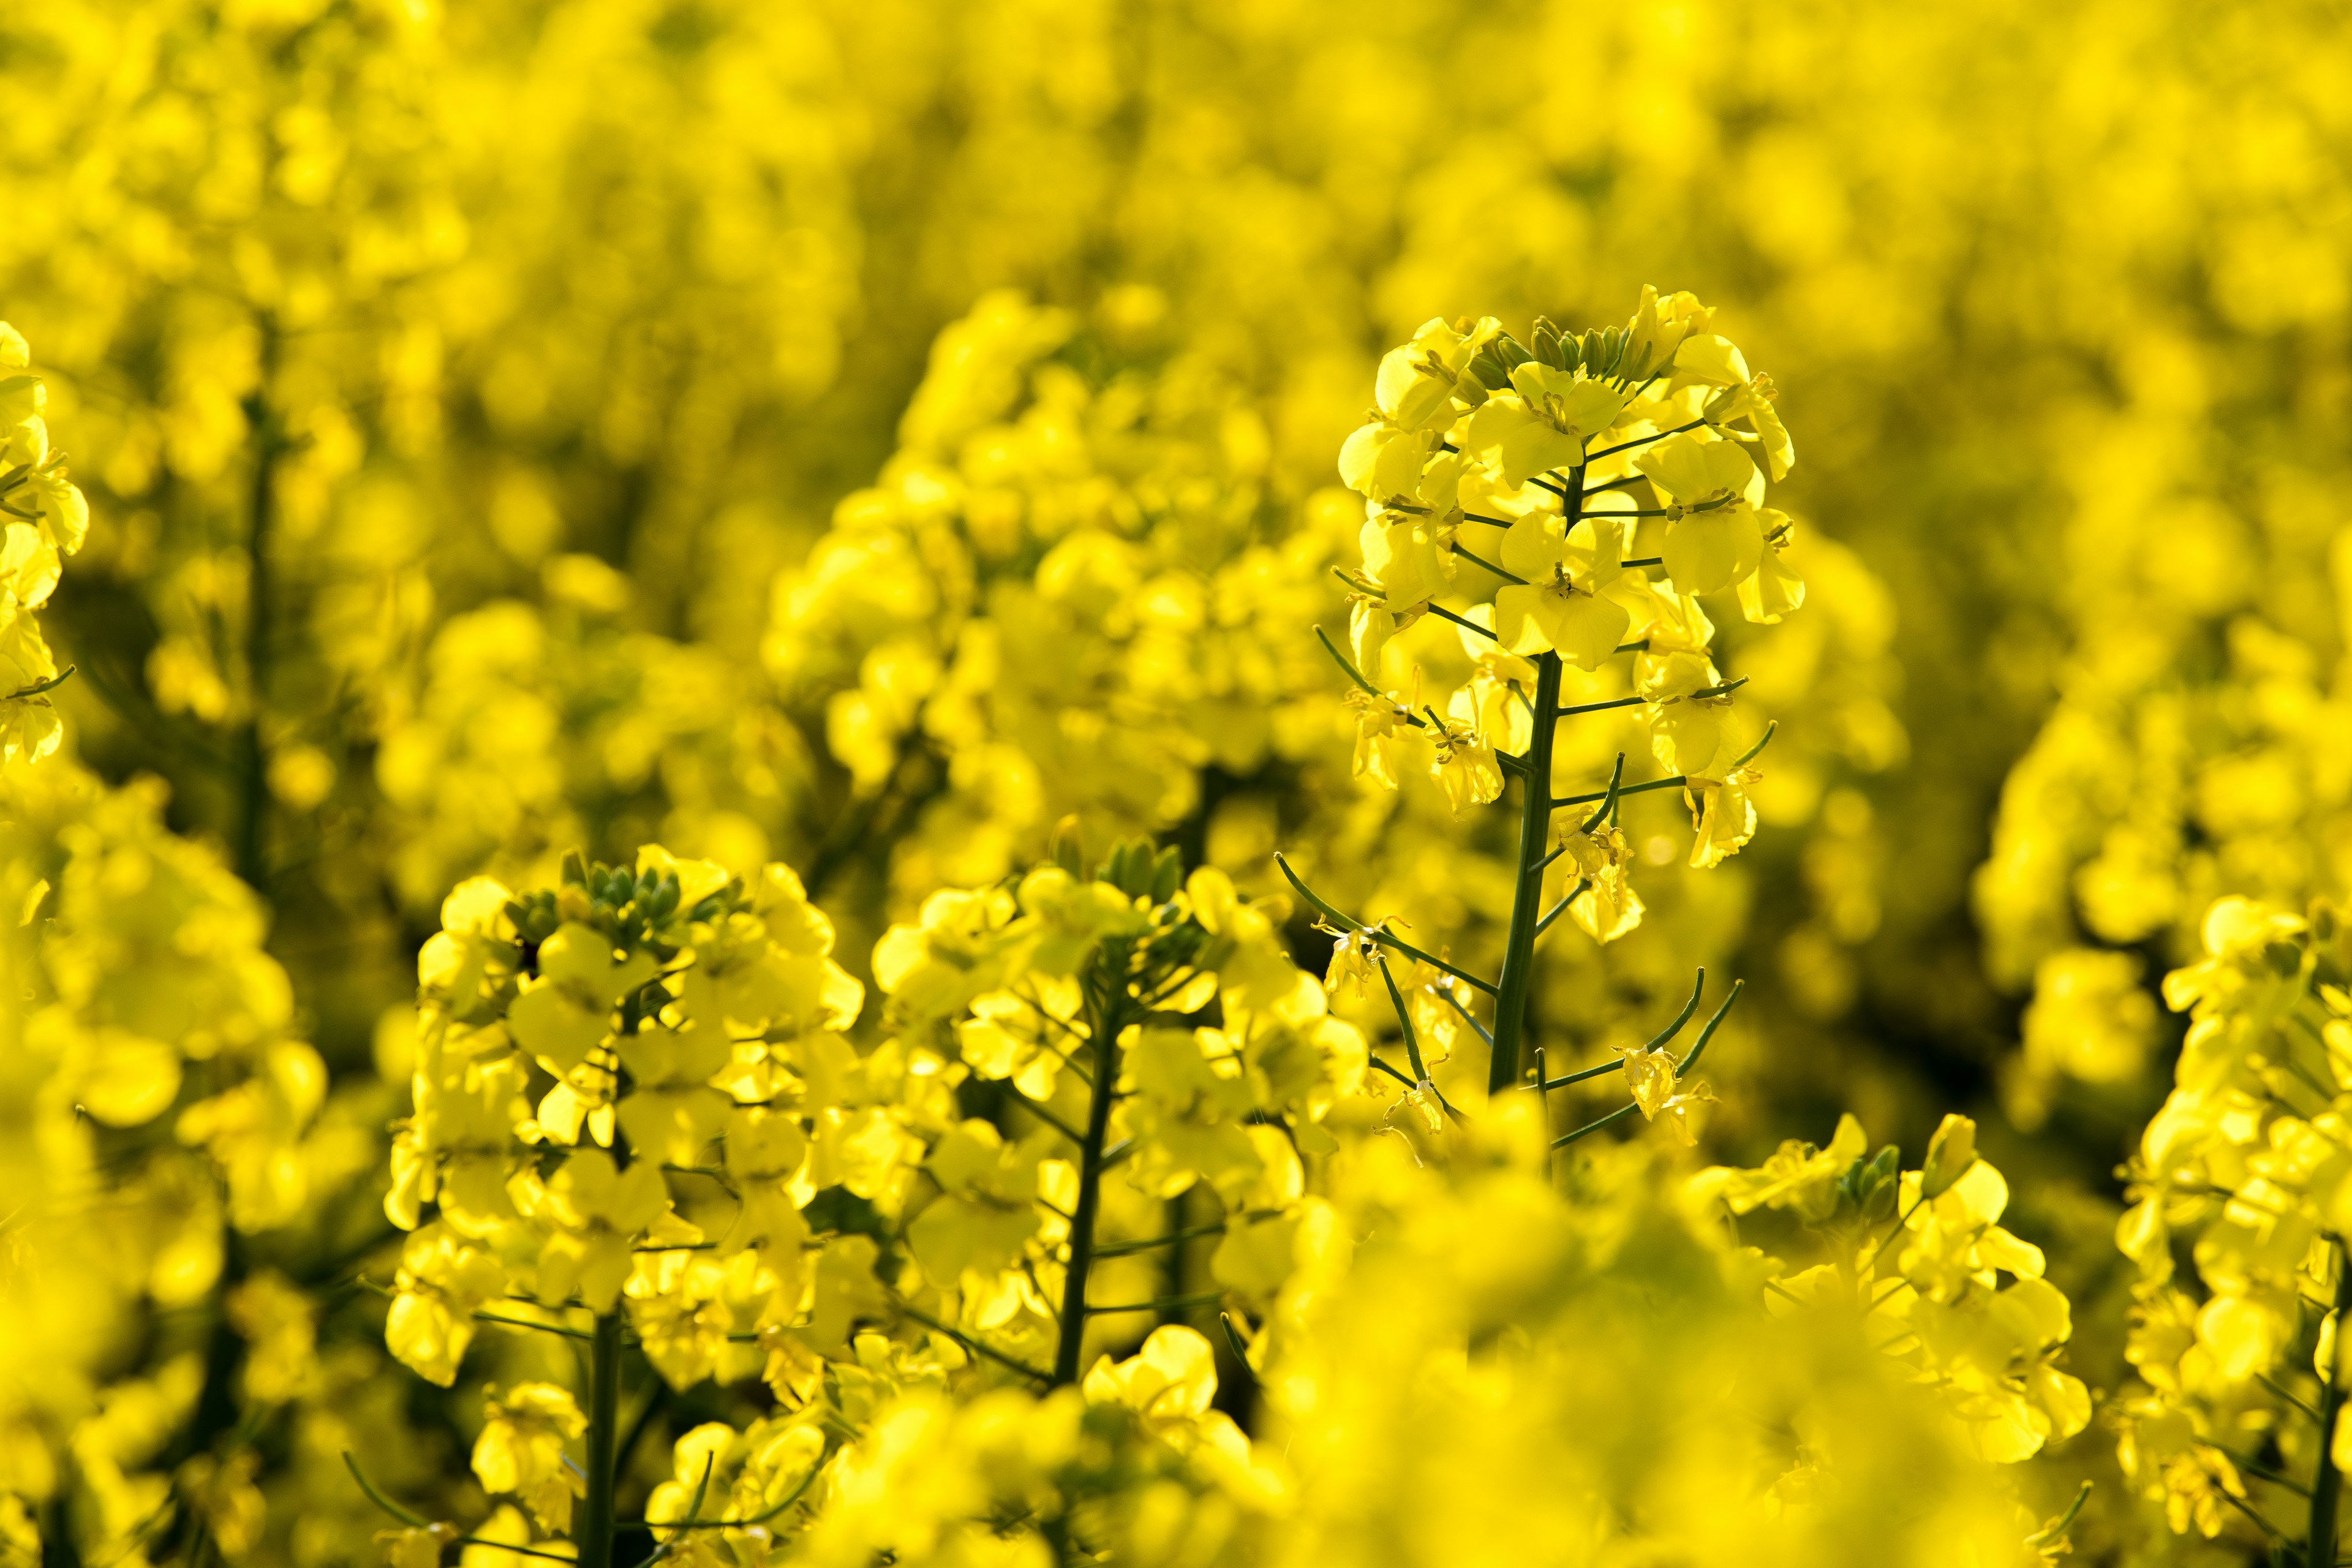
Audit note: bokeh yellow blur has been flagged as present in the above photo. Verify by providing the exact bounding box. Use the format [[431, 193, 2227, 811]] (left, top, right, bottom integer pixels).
[[3, 0, 2349, 1562]]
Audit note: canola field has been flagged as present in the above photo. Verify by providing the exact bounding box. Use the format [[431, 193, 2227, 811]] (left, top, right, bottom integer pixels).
[[2, 2, 2349, 1564]]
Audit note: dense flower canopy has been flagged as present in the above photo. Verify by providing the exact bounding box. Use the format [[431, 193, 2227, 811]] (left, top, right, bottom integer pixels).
[[1, 2, 2348, 1565]]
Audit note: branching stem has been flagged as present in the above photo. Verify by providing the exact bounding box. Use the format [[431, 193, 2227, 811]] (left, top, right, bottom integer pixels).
[[1053, 981, 1126, 1384], [579, 1313, 623, 1568], [2307, 1242, 2352, 1565], [1490, 648, 1563, 1091]]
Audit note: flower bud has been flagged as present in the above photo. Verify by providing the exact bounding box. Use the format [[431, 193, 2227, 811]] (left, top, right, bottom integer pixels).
[[1921, 1114, 1978, 1199]]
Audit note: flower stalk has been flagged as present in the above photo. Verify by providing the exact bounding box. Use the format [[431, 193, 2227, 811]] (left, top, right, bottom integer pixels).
[[1490, 649, 1564, 1092], [578, 1312, 624, 1568], [2308, 1243, 2352, 1567], [1054, 964, 1129, 1385]]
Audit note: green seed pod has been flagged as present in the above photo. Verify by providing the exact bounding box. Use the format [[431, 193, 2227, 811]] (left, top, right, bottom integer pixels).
[[1531, 316, 1564, 369], [1150, 843, 1183, 904]]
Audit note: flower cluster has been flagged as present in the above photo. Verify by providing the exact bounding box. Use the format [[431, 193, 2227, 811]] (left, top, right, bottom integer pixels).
[[761, 291, 1344, 906], [0, 326, 89, 765], [2106, 896, 2352, 1543], [375, 832, 1350, 1559], [1334, 291, 1797, 948], [1692, 1113, 2092, 1464], [0, 757, 340, 1566], [1258, 1102, 2086, 1566]]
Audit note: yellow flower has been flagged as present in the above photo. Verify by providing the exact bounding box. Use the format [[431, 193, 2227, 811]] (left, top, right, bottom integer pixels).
[[1736, 512, 1806, 623], [905, 1121, 1043, 1289], [1322, 927, 1381, 999], [1494, 514, 1630, 669], [1637, 434, 1767, 595], [1619, 1042, 1714, 1143], [386, 1223, 510, 1387], [1643, 652, 1736, 777], [1691, 1113, 1870, 1223], [1557, 821, 1643, 943], [1464, 363, 1632, 489], [530, 1148, 674, 1312], [1373, 316, 1499, 432], [1427, 701, 1502, 815], [508, 924, 658, 1076], [473, 1384, 589, 1534], [378, 1525, 458, 1568], [1084, 1325, 1218, 1428], [1683, 766, 1760, 869], [1355, 507, 1454, 610], [1344, 686, 1417, 790]]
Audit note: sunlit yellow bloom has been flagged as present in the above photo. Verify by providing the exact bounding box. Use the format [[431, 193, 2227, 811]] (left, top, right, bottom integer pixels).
[[1684, 766, 1760, 869], [1427, 701, 1503, 814], [474, 1384, 589, 1534], [1464, 364, 1632, 490], [1494, 514, 1629, 669], [1558, 821, 1643, 942]]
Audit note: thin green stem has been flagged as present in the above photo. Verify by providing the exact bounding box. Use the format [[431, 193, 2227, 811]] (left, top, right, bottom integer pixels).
[[579, 1313, 624, 1568], [1447, 540, 1528, 584], [1534, 881, 1588, 938], [2307, 1243, 2352, 1566], [1732, 720, 1779, 768], [1584, 417, 1708, 463], [233, 332, 280, 892], [1376, 953, 1428, 1082], [1095, 1220, 1230, 1257], [1551, 981, 1741, 1149], [4, 665, 74, 702], [1436, 985, 1494, 1047], [620, 1454, 826, 1530], [2024, 1482, 2094, 1553], [626, 1457, 712, 1568], [1314, 626, 1422, 723], [1550, 1099, 1640, 1148], [1426, 603, 1497, 642], [1086, 1292, 1226, 1316], [1218, 1313, 1259, 1392], [458, 1540, 576, 1562], [1534, 1046, 1551, 1179], [1553, 774, 1684, 809], [1578, 754, 1627, 832], [1534, 970, 1706, 1091], [1366, 1054, 1465, 1123], [1003, 1087, 1084, 1145], [2261, 1371, 2326, 1426], [474, 1311, 598, 1342], [899, 1302, 1051, 1384], [342, 1452, 429, 1528], [1551, 695, 1644, 720], [1274, 854, 1499, 997], [1054, 987, 1125, 1385], [1491, 650, 1564, 1093], [2203, 1445, 2310, 1498]]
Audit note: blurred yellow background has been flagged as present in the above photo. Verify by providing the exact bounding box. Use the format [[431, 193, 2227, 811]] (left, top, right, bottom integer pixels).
[[6, 2, 2348, 1559]]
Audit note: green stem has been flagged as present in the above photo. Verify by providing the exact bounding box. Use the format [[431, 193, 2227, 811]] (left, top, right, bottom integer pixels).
[[1376, 954, 1428, 1082], [1095, 1219, 1229, 1257], [2308, 1246, 2352, 1566], [1490, 649, 1562, 1092], [1054, 989, 1125, 1385], [898, 1302, 1050, 1384], [233, 328, 279, 893], [4, 665, 74, 702], [1273, 854, 1498, 997], [579, 1313, 624, 1568]]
